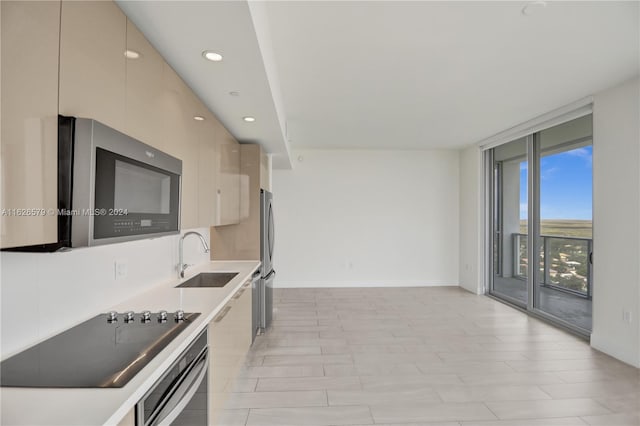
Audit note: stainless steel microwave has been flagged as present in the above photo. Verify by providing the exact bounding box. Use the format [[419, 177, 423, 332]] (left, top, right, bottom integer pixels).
[[60, 116, 182, 248]]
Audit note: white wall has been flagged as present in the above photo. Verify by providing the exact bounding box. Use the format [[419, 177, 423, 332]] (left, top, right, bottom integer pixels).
[[458, 145, 483, 294], [591, 76, 640, 368], [0, 227, 211, 359], [272, 149, 459, 288]]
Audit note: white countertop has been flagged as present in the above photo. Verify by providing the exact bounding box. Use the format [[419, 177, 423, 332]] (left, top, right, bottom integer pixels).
[[0, 260, 261, 426]]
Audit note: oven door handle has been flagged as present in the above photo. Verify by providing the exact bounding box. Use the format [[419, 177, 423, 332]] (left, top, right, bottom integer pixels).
[[153, 348, 209, 426]]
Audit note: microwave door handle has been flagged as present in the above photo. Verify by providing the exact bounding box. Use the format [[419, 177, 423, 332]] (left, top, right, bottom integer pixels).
[[153, 350, 209, 426]]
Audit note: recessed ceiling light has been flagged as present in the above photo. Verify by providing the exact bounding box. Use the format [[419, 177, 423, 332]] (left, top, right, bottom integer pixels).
[[522, 1, 547, 16], [124, 49, 141, 59], [193, 116, 205, 121], [243, 116, 256, 123], [202, 50, 223, 62], [229, 91, 240, 97]]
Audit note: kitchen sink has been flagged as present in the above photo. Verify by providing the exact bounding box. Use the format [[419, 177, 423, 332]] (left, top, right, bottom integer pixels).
[[175, 272, 238, 288]]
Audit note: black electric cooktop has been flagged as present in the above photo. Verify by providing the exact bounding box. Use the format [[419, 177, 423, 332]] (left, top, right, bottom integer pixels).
[[0, 311, 200, 388]]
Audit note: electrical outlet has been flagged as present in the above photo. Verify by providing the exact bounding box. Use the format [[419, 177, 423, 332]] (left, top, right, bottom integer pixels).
[[115, 260, 128, 280], [622, 310, 632, 324]]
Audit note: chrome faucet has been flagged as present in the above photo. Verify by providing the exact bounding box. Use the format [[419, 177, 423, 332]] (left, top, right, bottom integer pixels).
[[178, 231, 210, 278]]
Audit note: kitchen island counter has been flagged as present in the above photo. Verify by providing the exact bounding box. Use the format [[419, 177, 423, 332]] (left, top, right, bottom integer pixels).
[[0, 260, 260, 426]]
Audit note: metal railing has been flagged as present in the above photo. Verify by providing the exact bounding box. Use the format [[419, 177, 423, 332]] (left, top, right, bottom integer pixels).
[[513, 233, 592, 298]]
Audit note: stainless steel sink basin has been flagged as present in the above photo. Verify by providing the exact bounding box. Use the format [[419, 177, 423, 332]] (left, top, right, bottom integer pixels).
[[175, 272, 238, 288]]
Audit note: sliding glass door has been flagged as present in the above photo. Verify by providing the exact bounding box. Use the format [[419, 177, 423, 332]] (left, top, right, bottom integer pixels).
[[490, 137, 529, 307], [489, 115, 593, 334]]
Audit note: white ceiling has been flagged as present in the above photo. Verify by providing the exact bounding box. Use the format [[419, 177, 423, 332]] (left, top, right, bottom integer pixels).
[[116, 1, 293, 168], [117, 1, 639, 167]]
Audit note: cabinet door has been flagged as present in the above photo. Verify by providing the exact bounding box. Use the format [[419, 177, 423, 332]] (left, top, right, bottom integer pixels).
[[208, 299, 236, 424], [0, 1, 60, 248], [260, 152, 271, 191], [233, 280, 253, 352], [124, 19, 164, 149], [161, 64, 202, 230], [215, 121, 241, 226], [208, 281, 252, 423], [198, 112, 218, 227], [59, 0, 126, 131], [116, 408, 135, 426]]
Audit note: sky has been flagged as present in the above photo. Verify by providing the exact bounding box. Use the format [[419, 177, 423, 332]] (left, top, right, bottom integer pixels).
[[519, 146, 593, 220]]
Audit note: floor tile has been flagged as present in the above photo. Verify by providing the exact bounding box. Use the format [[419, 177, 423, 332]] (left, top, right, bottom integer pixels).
[[580, 412, 640, 426], [328, 388, 441, 406], [485, 398, 611, 420], [239, 365, 325, 378], [435, 384, 552, 402], [262, 354, 352, 366], [256, 376, 362, 391], [226, 391, 327, 409], [225, 378, 258, 392], [540, 381, 640, 399], [370, 401, 497, 423], [216, 408, 249, 426], [416, 360, 516, 375], [360, 374, 462, 390], [245, 406, 373, 426], [323, 364, 358, 376], [594, 394, 640, 413], [460, 417, 588, 426], [506, 359, 605, 372], [226, 288, 638, 426], [252, 346, 322, 356]]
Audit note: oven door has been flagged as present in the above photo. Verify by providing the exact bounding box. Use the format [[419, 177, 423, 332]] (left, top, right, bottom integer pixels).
[[93, 147, 181, 244], [137, 332, 208, 426]]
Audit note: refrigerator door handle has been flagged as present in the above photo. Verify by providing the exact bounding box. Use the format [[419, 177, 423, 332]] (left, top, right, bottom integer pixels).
[[263, 270, 276, 280]]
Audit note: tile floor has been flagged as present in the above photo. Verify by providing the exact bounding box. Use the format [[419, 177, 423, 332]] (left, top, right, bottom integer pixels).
[[493, 277, 592, 331], [219, 287, 639, 426]]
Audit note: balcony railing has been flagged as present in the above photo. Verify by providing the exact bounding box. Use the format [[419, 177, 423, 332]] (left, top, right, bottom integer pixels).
[[513, 233, 592, 298]]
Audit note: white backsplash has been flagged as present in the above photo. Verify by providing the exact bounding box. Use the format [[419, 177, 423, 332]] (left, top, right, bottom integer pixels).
[[0, 227, 211, 360]]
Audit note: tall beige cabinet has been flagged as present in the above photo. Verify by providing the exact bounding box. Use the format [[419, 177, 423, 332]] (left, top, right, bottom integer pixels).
[[1, 1, 60, 248], [211, 144, 271, 260]]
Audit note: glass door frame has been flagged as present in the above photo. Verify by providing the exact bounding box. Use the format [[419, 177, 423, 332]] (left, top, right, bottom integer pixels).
[[485, 133, 592, 338]]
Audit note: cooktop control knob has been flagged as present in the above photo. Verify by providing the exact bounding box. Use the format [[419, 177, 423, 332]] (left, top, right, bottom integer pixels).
[[158, 310, 168, 322], [141, 310, 151, 323], [124, 311, 135, 323], [175, 310, 185, 321], [107, 311, 118, 323]]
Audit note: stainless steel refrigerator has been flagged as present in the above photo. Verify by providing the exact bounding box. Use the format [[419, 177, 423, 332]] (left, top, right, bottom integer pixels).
[[257, 189, 275, 333]]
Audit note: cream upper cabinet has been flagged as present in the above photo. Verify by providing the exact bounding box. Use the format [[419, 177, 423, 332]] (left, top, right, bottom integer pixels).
[[198, 112, 219, 227], [0, 1, 60, 249], [260, 152, 271, 191], [210, 143, 271, 260], [124, 19, 164, 149], [161, 64, 202, 230], [59, 0, 126, 131], [214, 121, 241, 226]]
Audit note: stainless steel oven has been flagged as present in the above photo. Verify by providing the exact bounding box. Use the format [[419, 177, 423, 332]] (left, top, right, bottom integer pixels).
[[136, 330, 208, 426]]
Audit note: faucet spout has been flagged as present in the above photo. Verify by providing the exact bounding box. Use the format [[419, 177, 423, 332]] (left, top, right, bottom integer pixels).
[[178, 231, 211, 278]]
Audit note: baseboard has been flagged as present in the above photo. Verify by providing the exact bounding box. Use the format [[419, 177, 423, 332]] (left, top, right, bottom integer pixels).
[[273, 280, 458, 288]]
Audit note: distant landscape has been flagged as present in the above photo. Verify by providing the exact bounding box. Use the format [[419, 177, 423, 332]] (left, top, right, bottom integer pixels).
[[517, 219, 592, 293], [520, 219, 592, 238]]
